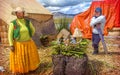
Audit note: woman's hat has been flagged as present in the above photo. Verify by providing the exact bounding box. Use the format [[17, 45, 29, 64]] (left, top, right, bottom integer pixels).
[[11, 7, 27, 15]]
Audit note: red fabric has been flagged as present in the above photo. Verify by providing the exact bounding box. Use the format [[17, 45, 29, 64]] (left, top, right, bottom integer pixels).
[[70, 0, 120, 39]]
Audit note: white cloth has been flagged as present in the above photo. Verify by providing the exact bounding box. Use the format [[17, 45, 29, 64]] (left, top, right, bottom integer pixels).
[[90, 15, 106, 34], [0, 66, 5, 72]]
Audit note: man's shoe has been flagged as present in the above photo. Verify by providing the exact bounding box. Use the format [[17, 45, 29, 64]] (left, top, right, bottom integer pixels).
[[92, 50, 99, 55]]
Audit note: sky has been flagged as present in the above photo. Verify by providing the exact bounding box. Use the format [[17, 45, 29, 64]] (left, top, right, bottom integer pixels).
[[36, 0, 92, 15]]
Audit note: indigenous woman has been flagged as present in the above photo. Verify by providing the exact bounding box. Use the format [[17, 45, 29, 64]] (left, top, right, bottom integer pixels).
[[8, 7, 40, 74]]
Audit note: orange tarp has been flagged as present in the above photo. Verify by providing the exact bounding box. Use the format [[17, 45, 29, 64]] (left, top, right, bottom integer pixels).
[[70, 0, 120, 39]]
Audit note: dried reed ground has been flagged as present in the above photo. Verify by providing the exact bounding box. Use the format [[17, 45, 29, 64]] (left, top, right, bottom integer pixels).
[[0, 37, 120, 75]]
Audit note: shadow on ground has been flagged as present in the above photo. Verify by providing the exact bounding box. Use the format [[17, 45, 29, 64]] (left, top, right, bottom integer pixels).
[[29, 62, 53, 75]]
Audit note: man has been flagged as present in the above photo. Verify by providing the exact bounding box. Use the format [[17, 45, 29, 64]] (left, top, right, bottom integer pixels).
[[8, 7, 40, 74], [90, 7, 106, 54]]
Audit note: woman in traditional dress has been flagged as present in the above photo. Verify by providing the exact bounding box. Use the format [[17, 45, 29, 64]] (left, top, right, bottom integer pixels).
[[8, 7, 40, 74]]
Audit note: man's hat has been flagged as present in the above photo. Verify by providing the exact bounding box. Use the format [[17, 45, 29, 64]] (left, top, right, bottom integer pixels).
[[95, 7, 102, 13]]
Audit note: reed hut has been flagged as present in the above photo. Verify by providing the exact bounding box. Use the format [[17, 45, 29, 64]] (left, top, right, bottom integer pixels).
[[0, 0, 56, 46]]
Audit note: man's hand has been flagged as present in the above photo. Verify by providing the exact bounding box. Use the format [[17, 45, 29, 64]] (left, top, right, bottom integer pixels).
[[96, 23, 101, 29], [9, 46, 15, 52]]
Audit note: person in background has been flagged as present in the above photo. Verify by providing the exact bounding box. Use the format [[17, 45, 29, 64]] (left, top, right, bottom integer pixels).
[[90, 7, 106, 54], [8, 7, 40, 74]]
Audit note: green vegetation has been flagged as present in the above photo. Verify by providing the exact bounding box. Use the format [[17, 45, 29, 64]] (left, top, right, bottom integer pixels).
[[54, 17, 73, 25], [52, 39, 89, 58], [54, 17, 73, 32]]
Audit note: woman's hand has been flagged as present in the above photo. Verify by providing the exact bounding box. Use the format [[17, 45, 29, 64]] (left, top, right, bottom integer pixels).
[[9, 46, 15, 52]]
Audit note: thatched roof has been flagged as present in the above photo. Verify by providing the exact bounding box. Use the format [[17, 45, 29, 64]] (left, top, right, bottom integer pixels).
[[0, 0, 52, 24]]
